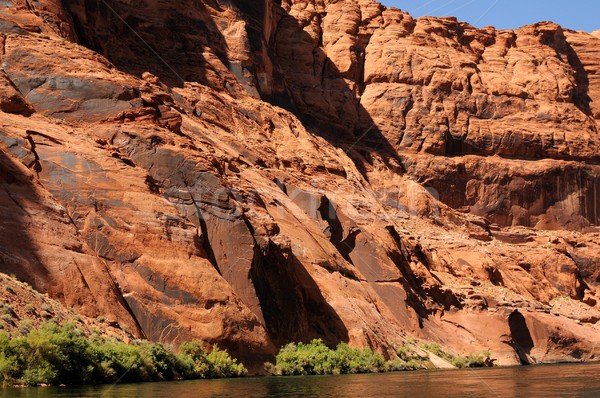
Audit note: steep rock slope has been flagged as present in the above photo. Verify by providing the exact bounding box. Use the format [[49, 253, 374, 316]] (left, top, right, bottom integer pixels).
[[0, 0, 598, 368], [0, 273, 132, 341]]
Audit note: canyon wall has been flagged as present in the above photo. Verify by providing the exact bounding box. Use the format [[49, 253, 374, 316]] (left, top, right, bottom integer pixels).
[[0, 0, 599, 368]]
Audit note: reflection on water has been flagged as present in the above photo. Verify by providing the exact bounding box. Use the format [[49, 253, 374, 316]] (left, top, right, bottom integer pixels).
[[2, 362, 600, 397]]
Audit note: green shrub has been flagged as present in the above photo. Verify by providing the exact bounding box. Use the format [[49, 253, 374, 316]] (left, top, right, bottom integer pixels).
[[384, 358, 418, 371], [0, 332, 19, 386], [146, 343, 178, 380], [0, 353, 19, 386], [179, 341, 210, 377], [462, 354, 488, 368], [22, 364, 56, 386], [178, 341, 246, 378], [451, 356, 466, 368], [391, 344, 431, 370], [206, 345, 247, 378], [329, 343, 385, 374], [420, 342, 455, 362], [267, 339, 390, 376], [396, 344, 428, 362]]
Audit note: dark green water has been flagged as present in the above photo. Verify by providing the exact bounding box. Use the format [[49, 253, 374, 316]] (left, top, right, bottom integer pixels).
[[2, 362, 600, 397]]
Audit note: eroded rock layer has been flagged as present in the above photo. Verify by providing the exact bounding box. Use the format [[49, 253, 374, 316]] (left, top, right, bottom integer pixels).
[[0, 0, 599, 368]]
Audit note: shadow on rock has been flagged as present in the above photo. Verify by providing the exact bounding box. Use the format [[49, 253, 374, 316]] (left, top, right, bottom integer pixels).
[[269, 6, 406, 176], [67, 0, 230, 88], [251, 239, 349, 348], [0, 142, 51, 285]]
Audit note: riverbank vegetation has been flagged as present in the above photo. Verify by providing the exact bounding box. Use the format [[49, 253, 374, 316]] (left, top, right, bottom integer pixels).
[[265, 339, 492, 376], [418, 342, 491, 368], [0, 320, 492, 387], [0, 322, 246, 387], [265, 339, 391, 375]]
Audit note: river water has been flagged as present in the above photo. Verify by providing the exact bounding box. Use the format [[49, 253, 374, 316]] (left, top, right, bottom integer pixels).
[[2, 362, 599, 397]]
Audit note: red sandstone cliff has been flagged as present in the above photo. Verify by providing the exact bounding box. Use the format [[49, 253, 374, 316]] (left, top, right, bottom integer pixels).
[[0, 0, 599, 367]]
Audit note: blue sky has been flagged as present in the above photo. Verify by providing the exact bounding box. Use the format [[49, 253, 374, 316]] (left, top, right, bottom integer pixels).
[[381, 0, 599, 32]]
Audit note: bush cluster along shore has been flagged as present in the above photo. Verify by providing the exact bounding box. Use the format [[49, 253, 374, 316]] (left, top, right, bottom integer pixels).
[[0, 323, 491, 387], [265, 339, 491, 376], [0, 322, 246, 387]]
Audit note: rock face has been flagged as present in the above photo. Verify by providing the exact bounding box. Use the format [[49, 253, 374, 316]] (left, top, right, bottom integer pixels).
[[274, 4, 600, 229], [0, 0, 599, 369]]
